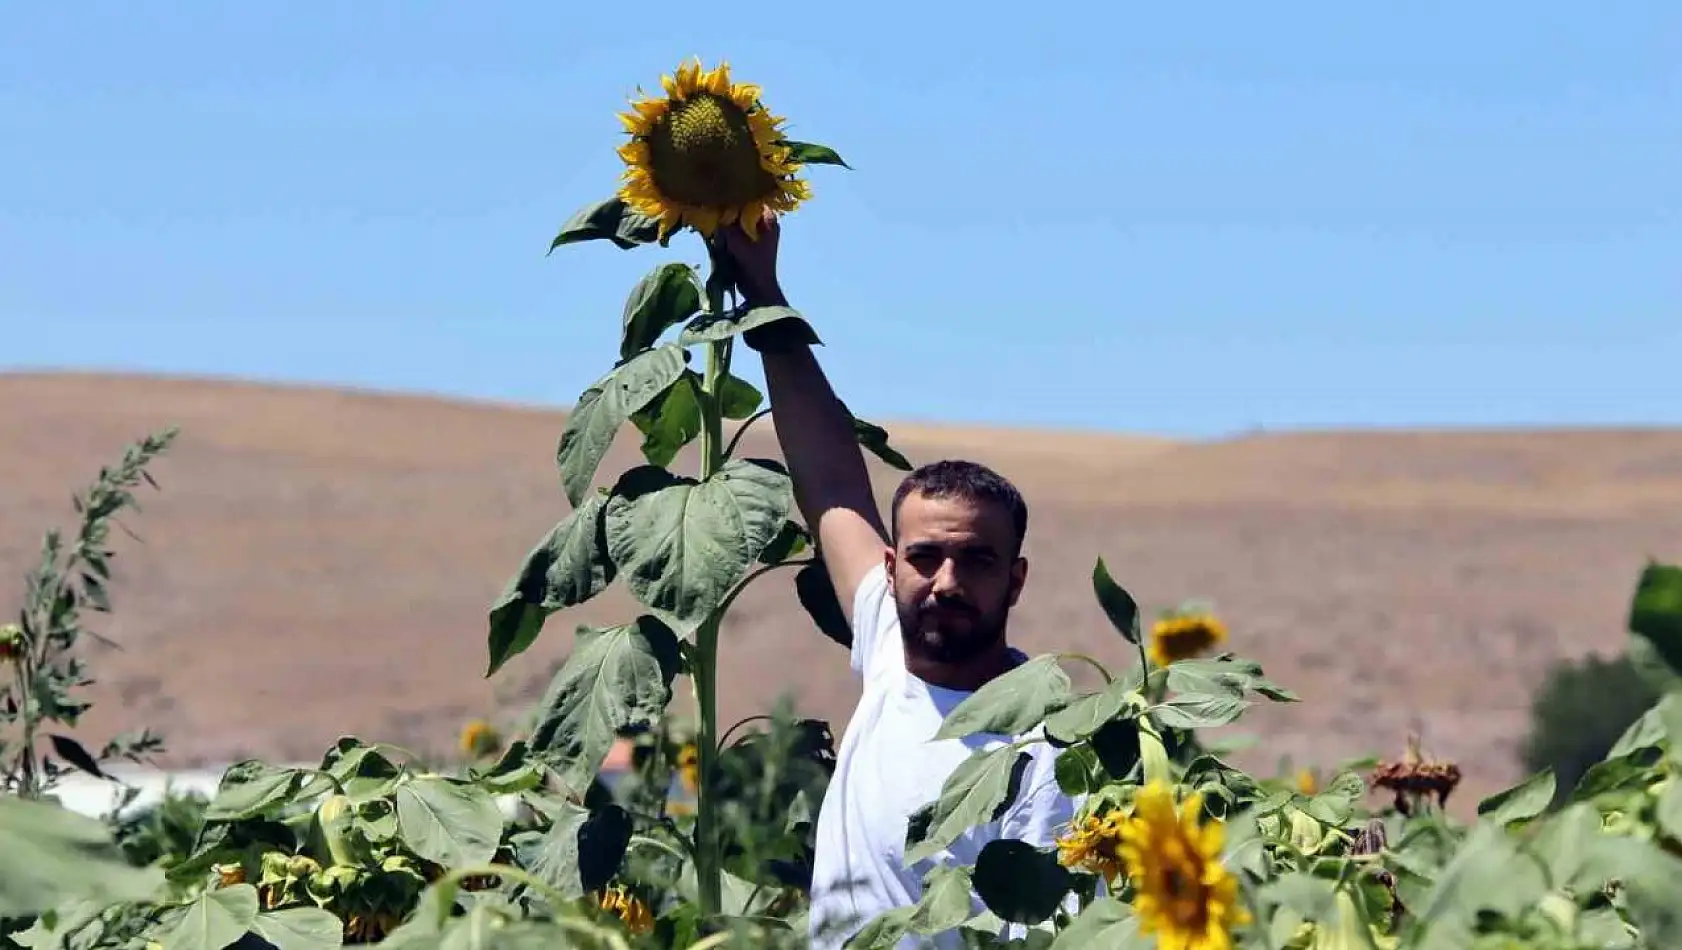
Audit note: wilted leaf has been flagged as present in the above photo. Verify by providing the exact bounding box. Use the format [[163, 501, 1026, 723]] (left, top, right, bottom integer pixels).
[[936, 655, 1071, 740], [394, 777, 504, 869], [604, 459, 793, 633], [0, 795, 164, 916], [556, 344, 687, 507], [527, 616, 682, 793], [48, 734, 110, 779]]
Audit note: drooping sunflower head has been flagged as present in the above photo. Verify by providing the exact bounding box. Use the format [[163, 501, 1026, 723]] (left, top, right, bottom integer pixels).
[[617, 57, 809, 241], [1148, 609, 1228, 667], [1118, 780, 1250, 950], [1055, 809, 1129, 883]]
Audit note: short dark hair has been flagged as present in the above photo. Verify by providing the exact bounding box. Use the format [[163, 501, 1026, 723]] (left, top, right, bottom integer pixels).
[[889, 459, 1028, 553]]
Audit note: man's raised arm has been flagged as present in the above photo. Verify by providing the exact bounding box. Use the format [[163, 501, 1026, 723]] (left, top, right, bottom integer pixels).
[[720, 216, 887, 623]]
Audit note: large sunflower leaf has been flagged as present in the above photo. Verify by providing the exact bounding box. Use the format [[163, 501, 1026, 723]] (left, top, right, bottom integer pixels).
[[485, 494, 616, 677], [603, 459, 793, 633], [158, 883, 259, 950], [935, 655, 1072, 741], [526, 616, 683, 794], [620, 262, 702, 360], [393, 776, 503, 869], [556, 343, 687, 507], [520, 800, 634, 899], [904, 745, 1032, 864], [629, 371, 703, 469], [0, 795, 165, 916], [549, 196, 663, 252], [679, 305, 820, 347]]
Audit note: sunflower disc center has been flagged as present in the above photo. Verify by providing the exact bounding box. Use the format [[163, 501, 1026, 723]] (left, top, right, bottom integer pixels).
[[647, 93, 776, 207]]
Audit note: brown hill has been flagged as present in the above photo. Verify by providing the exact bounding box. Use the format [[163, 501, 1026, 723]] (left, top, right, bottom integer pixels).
[[4, 371, 1681, 806]]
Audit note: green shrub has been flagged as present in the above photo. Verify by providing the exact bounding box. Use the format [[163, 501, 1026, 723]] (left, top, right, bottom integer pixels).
[[1518, 649, 1661, 805]]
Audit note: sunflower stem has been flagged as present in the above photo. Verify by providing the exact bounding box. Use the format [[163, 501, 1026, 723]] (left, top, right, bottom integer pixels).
[[690, 256, 733, 920]]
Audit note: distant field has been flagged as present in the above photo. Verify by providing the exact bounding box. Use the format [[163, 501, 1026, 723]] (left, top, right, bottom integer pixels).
[[5, 370, 1682, 807]]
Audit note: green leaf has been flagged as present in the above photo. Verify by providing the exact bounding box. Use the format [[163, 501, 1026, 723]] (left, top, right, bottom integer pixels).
[[548, 196, 662, 252], [556, 343, 687, 507], [936, 654, 1072, 740], [1476, 768, 1554, 825], [850, 414, 912, 472], [1167, 655, 1297, 703], [758, 520, 811, 565], [1088, 718, 1142, 780], [394, 776, 504, 869], [908, 865, 977, 934], [796, 560, 852, 648], [1259, 872, 1338, 920], [1629, 561, 1682, 675], [680, 304, 821, 347], [783, 140, 851, 168], [973, 840, 1072, 924], [251, 908, 344, 950], [1572, 746, 1662, 800], [629, 372, 702, 468], [522, 800, 634, 899], [619, 262, 701, 360], [160, 883, 259, 950], [485, 494, 616, 676], [0, 794, 165, 916], [843, 907, 913, 949], [1054, 745, 1104, 796], [719, 373, 764, 419], [1044, 678, 1136, 744], [1657, 780, 1682, 841], [603, 459, 793, 633], [204, 761, 303, 821], [1407, 821, 1546, 942], [1149, 692, 1249, 730], [1047, 898, 1141, 949], [905, 745, 1032, 863], [527, 616, 682, 793], [1091, 558, 1140, 644]]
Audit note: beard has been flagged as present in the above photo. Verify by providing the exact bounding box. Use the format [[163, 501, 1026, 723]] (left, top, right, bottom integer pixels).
[[897, 592, 1009, 665]]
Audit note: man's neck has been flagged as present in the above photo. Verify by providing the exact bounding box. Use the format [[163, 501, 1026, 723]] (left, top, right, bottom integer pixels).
[[905, 644, 1017, 693]]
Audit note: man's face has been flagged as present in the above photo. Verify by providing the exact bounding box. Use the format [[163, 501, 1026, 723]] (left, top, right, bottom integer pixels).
[[886, 491, 1027, 666]]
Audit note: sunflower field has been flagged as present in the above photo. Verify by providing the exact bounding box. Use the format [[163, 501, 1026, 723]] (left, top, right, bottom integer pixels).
[[8, 57, 1682, 950]]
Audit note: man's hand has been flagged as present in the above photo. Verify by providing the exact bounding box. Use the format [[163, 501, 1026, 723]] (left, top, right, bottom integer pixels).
[[718, 209, 787, 308], [719, 212, 889, 631]]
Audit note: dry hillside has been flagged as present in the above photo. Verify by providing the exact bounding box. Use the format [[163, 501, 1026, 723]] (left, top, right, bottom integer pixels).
[[4, 371, 1681, 806]]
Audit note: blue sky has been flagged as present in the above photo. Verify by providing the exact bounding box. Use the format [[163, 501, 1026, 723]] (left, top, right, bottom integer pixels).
[[2, 3, 1677, 438]]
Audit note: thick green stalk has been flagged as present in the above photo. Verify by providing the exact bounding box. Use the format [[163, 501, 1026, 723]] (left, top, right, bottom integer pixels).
[[690, 279, 732, 918]]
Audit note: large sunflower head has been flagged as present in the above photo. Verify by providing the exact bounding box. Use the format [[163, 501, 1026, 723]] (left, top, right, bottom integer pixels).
[[1118, 780, 1250, 950], [1055, 809, 1129, 883], [1148, 609, 1228, 667], [616, 57, 809, 241]]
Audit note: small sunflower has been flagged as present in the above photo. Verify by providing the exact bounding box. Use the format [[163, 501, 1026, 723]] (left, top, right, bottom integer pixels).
[[458, 718, 502, 759], [1295, 768, 1318, 795], [1148, 612, 1228, 667], [676, 743, 699, 793], [1055, 810, 1128, 882], [616, 57, 809, 241], [1118, 780, 1250, 950], [598, 885, 655, 936]]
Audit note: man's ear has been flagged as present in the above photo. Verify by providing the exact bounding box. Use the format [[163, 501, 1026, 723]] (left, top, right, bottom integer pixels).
[[883, 546, 897, 594], [1007, 557, 1028, 608]]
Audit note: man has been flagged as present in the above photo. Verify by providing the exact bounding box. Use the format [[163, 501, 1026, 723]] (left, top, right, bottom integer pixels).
[[720, 215, 1074, 948]]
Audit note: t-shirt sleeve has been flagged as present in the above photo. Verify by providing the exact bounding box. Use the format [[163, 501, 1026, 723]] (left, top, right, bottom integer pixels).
[[848, 563, 898, 679]]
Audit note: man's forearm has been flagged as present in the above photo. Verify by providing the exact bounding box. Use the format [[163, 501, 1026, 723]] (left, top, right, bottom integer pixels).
[[759, 345, 884, 539]]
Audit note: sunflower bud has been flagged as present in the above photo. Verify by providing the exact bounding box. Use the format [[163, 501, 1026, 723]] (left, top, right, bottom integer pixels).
[[0, 623, 23, 662]]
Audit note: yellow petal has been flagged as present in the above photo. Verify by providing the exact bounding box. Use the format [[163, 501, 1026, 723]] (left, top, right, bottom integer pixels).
[[705, 62, 732, 95], [675, 58, 701, 98], [617, 140, 650, 165], [689, 206, 721, 236], [731, 83, 762, 110], [740, 201, 765, 240]]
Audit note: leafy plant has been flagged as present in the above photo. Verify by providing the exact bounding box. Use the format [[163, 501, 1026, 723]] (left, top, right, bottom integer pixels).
[[1520, 650, 1662, 809], [843, 557, 1682, 949], [2, 427, 176, 799]]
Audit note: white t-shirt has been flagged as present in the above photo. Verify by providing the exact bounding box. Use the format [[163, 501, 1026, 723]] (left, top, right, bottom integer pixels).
[[807, 564, 1075, 949]]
